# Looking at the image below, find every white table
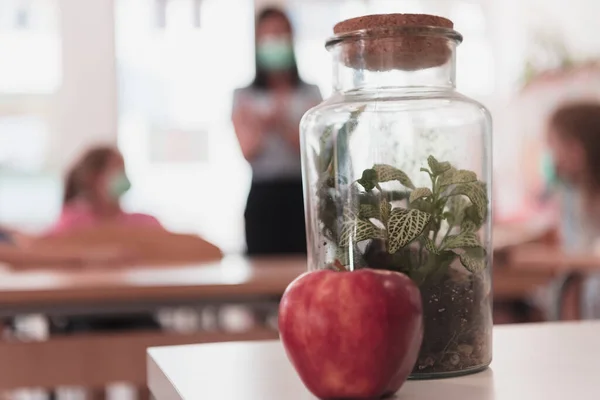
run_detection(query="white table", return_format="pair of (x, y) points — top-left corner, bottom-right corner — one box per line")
(148, 321), (600, 399)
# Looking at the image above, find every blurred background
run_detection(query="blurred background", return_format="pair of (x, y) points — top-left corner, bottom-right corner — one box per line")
(2, 0), (594, 252)
(2, 0), (600, 398)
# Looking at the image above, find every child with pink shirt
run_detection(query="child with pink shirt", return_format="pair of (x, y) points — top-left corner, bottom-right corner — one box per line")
(48, 145), (162, 236)
(47, 145), (162, 400)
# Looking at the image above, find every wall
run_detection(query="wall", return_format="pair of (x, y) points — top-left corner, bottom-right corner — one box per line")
(33, 0), (600, 175)
(255, 0), (286, 11)
(48, 0), (118, 172)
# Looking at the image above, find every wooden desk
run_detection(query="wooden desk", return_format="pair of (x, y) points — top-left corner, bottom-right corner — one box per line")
(0, 256), (305, 390)
(492, 220), (560, 304)
(0, 243), (548, 316)
(0, 219), (553, 317)
(0, 232), (555, 391)
(511, 244), (600, 272)
(148, 321), (600, 400)
(0, 255), (306, 317)
(507, 244), (600, 320)
(493, 216), (555, 251)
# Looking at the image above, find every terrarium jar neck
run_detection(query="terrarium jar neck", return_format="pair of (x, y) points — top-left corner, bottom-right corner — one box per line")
(330, 37), (457, 93)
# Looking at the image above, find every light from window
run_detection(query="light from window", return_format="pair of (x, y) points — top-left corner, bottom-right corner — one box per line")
(0, 0), (61, 94)
(116, 0), (254, 252)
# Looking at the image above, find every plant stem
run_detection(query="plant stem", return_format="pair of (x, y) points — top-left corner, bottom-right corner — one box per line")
(430, 174), (441, 245)
(375, 183), (387, 203)
(441, 225), (453, 245)
(432, 225), (440, 245)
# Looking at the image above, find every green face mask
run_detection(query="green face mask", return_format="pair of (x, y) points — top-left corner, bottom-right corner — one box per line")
(256, 37), (295, 72)
(540, 151), (556, 187)
(107, 172), (131, 200)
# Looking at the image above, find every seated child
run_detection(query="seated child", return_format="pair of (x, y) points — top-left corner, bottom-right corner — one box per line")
(48, 146), (162, 236)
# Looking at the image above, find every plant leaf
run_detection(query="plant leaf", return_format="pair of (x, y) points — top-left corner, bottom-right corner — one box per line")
(442, 211), (455, 225)
(380, 201), (392, 222)
(410, 199), (434, 213)
(430, 251), (457, 281)
(317, 125), (335, 173)
(461, 219), (478, 232)
(438, 167), (456, 186)
(316, 108), (366, 244)
(459, 253), (485, 273)
(336, 107), (366, 184)
(464, 246), (486, 258)
(464, 204), (483, 227)
(339, 217), (379, 247)
(427, 155), (452, 175)
(458, 247), (487, 273)
(357, 168), (378, 191)
(373, 164), (415, 189)
(449, 182), (488, 222)
(439, 168), (477, 187)
(447, 196), (470, 226)
(424, 237), (438, 254)
(442, 232), (482, 250)
(359, 204), (379, 219)
(409, 187), (433, 203)
(358, 201), (392, 222)
(387, 209), (432, 253)
(338, 107), (365, 140)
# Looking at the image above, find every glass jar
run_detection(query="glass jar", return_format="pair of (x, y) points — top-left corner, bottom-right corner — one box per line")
(300, 14), (492, 379)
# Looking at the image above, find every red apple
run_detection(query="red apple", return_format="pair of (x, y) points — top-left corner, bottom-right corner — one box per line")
(279, 269), (423, 399)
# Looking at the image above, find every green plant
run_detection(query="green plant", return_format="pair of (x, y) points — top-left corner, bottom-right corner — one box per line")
(520, 32), (575, 87)
(315, 111), (489, 283)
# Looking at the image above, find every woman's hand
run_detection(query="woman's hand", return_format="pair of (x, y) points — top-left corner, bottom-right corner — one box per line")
(270, 92), (301, 151)
(232, 97), (267, 161)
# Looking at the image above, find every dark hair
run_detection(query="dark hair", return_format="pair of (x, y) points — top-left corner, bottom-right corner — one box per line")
(63, 146), (120, 205)
(251, 7), (302, 89)
(550, 102), (600, 192)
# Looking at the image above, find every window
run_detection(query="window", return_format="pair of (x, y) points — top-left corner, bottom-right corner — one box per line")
(0, 0), (61, 94)
(0, 0), (59, 170)
(115, 0), (254, 252)
(0, 0), (61, 232)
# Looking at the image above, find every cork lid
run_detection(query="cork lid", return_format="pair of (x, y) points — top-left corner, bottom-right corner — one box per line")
(328, 14), (461, 72)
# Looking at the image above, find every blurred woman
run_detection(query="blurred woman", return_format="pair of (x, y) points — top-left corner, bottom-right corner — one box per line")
(544, 102), (600, 318)
(48, 146), (162, 236)
(545, 103), (600, 250)
(232, 7), (322, 255)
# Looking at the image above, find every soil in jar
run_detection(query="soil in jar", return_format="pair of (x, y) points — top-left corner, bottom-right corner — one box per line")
(412, 266), (492, 377)
(363, 241), (492, 377)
